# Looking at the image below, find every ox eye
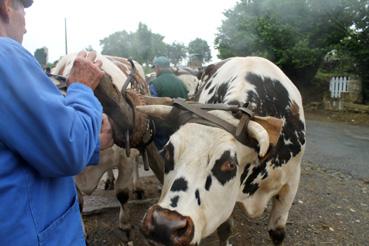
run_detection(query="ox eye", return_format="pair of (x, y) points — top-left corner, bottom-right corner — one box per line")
(221, 161), (237, 172)
(163, 149), (170, 160)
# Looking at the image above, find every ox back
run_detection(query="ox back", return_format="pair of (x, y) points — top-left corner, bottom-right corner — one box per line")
(198, 56), (306, 171)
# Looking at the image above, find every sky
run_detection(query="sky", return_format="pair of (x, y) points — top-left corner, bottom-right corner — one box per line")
(22, 0), (238, 63)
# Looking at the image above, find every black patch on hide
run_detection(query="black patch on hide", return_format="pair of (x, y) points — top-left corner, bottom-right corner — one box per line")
(207, 82), (230, 104)
(205, 175), (212, 191)
(240, 163), (251, 185)
(242, 162), (268, 196)
(245, 72), (305, 167)
(170, 177), (188, 192)
(211, 151), (237, 185)
(170, 195), (179, 208)
(195, 189), (201, 206)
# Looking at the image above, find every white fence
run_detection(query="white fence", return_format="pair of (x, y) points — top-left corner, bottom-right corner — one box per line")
(329, 76), (349, 98)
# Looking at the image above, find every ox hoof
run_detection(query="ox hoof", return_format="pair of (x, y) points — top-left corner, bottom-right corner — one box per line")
(113, 227), (134, 243)
(268, 228), (285, 245)
(133, 188), (145, 200)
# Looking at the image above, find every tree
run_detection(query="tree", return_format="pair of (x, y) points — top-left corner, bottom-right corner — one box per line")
(85, 45), (95, 51)
(100, 30), (135, 58)
(339, 0), (369, 103)
(188, 38), (212, 64)
(132, 23), (167, 65)
(34, 47), (48, 68)
(215, 0), (352, 86)
(100, 23), (167, 65)
(166, 42), (187, 66)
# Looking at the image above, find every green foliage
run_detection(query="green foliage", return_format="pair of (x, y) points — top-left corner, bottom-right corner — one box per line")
(166, 42), (187, 65)
(100, 23), (212, 68)
(133, 23), (167, 65)
(34, 47), (48, 67)
(100, 30), (134, 58)
(100, 23), (167, 65)
(339, 0), (369, 103)
(85, 45), (95, 51)
(188, 38), (212, 63)
(215, 0), (352, 85)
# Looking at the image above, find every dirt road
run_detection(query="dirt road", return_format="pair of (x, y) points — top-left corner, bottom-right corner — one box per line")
(305, 120), (369, 179)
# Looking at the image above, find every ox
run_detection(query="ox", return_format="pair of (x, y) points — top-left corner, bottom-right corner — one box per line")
(52, 53), (162, 241)
(172, 66), (200, 99)
(138, 57), (306, 245)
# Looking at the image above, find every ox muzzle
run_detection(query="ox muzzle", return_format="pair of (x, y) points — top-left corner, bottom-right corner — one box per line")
(141, 205), (195, 246)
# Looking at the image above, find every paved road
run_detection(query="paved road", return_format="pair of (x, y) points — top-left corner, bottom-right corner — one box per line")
(304, 120), (369, 180)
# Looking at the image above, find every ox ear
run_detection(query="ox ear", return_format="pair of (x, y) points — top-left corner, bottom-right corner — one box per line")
(136, 105), (174, 120)
(253, 116), (283, 147)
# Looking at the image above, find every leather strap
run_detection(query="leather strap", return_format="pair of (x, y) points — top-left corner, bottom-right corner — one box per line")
(171, 99), (258, 149)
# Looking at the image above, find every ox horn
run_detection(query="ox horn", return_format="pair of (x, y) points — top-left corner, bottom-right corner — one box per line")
(136, 105), (174, 120)
(143, 96), (173, 106)
(247, 121), (270, 157)
(248, 116), (283, 157)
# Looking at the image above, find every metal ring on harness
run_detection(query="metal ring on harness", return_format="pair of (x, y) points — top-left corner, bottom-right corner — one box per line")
(121, 59), (137, 93)
(120, 59), (137, 156)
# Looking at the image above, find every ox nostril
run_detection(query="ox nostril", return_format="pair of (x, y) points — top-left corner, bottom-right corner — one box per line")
(153, 209), (187, 231)
(174, 220), (189, 238)
(142, 206), (194, 245)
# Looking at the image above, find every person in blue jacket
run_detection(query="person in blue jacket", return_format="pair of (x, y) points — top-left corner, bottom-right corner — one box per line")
(0, 0), (114, 245)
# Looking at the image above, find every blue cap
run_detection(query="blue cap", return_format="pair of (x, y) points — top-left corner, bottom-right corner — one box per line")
(22, 0), (33, 7)
(152, 56), (170, 68)
(2, 0), (34, 7)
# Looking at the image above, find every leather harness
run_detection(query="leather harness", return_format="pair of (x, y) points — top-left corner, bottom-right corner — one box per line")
(168, 98), (258, 150)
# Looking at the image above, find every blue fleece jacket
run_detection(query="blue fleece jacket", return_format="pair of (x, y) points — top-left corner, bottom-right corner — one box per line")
(0, 37), (102, 245)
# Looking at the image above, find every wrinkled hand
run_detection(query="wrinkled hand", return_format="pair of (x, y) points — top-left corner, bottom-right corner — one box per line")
(67, 50), (104, 90)
(99, 114), (114, 150)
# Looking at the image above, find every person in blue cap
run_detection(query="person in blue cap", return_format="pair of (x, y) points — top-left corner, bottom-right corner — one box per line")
(150, 56), (188, 99)
(0, 0), (113, 244)
(149, 56), (188, 149)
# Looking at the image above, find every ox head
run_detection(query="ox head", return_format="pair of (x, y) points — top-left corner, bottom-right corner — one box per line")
(138, 104), (283, 245)
(52, 53), (151, 149)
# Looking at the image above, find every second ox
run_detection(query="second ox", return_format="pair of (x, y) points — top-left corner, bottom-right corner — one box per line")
(138, 56), (306, 245)
(52, 53), (160, 241)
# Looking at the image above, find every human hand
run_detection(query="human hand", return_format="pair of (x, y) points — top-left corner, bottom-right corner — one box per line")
(67, 50), (104, 90)
(99, 114), (114, 150)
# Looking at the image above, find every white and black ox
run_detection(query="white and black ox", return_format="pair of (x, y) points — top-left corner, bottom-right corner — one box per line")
(138, 57), (306, 245)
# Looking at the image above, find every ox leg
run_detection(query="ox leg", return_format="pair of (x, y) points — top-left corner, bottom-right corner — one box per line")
(104, 169), (115, 190)
(75, 147), (118, 195)
(76, 185), (84, 212)
(217, 218), (234, 246)
(268, 165), (301, 245)
(114, 150), (137, 243)
(132, 154), (145, 200)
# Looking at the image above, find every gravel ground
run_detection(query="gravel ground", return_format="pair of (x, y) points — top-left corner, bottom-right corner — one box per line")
(82, 110), (369, 245)
(83, 160), (369, 245)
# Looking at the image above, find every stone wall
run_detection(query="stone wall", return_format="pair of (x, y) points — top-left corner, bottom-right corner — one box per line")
(324, 77), (365, 111)
(343, 78), (363, 104)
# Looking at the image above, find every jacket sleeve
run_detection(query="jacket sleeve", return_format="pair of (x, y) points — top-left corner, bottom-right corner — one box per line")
(149, 83), (159, 96)
(0, 41), (102, 177)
